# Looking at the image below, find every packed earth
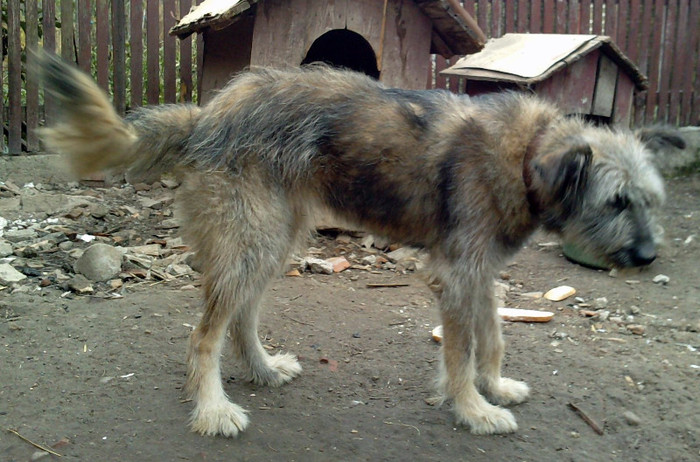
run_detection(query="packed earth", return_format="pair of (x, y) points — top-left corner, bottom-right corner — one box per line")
(1, 168), (698, 461)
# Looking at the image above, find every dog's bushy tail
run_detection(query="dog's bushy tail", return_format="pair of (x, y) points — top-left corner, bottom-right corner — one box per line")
(38, 52), (199, 180)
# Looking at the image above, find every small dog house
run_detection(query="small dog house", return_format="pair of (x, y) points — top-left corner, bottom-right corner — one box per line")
(171, 0), (486, 103)
(442, 34), (647, 126)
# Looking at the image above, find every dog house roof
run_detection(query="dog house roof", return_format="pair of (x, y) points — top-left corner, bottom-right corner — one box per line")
(442, 34), (647, 90)
(170, 0), (486, 57)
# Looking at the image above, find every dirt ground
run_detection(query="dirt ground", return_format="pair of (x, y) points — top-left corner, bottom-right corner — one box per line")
(1, 172), (699, 462)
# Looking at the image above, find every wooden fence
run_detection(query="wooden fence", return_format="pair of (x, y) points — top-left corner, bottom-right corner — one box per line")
(431, 0), (700, 127)
(2, 1), (698, 154)
(1, 0), (201, 154)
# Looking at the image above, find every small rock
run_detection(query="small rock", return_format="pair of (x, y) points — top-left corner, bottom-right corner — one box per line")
(0, 240), (12, 257)
(335, 234), (352, 244)
(74, 243), (125, 282)
(595, 310), (611, 322)
(521, 291), (544, 299)
(386, 247), (419, 264)
(68, 274), (94, 294)
(361, 255), (377, 266)
(622, 410), (642, 426)
(626, 324), (646, 335)
(304, 257), (333, 275)
(285, 268), (301, 277)
(652, 274), (670, 285)
(3, 228), (37, 243)
(0, 263), (27, 284)
(594, 297), (609, 309)
(90, 204), (110, 219)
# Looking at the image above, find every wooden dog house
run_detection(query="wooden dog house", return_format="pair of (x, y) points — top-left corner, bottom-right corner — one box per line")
(171, 0), (486, 103)
(442, 34), (647, 126)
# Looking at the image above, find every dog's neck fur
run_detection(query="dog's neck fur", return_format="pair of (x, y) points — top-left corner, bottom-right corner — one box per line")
(522, 123), (548, 218)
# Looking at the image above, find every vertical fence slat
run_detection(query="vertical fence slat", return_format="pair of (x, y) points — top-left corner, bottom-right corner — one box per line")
(555, 0), (567, 33)
(626, 0), (642, 63)
(26, 1), (40, 151)
(147, 0), (161, 104)
(567, 0), (580, 34)
(112, 0), (127, 114)
(179, 0), (194, 102)
(77, 0), (92, 72)
(163, 0), (177, 104)
(579, 0), (591, 34)
(530, 0), (542, 33)
(543, 0), (555, 33)
(42, 0), (57, 126)
(504, 0), (515, 33)
(686, 0), (700, 125)
(491, 0), (503, 37)
(644, 1), (665, 123)
(592, 0), (603, 35)
(8, 0), (22, 153)
(604, 0), (617, 42)
(60, 0), (75, 61)
(130, 0), (144, 108)
(0, 2), (4, 152)
(517, 0), (529, 32)
(96, 0), (110, 90)
(669, 0), (689, 125)
(657, 0), (678, 122)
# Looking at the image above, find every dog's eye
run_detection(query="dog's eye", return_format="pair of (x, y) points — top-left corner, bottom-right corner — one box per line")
(609, 194), (630, 211)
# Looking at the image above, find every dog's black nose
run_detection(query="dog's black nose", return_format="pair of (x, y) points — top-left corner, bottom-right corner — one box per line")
(630, 243), (656, 266)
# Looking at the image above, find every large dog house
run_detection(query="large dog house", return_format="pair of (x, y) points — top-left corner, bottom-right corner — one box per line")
(442, 34), (647, 126)
(171, 0), (486, 103)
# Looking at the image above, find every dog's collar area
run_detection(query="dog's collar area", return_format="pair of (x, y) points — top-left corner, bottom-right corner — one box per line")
(522, 125), (547, 216)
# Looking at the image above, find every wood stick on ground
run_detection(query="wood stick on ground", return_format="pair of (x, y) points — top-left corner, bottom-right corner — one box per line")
(568, 402), (605, 435)
(366, 282), (410, 288)
(6, 428), (63, 457)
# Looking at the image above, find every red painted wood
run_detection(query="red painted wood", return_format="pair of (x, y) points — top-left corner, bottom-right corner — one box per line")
(42, 0), (57, 125)
(518, 0), (529, 32)
(112, 0), (127, 114)
(604, 0), (617, 42)
(77, 0), (92, 73)
(530, 0), (542, 33)
(644, 1), (665, 123)
(592, 0), (603, 35)
(146, 0), (160, 104)
(579, 0), (591, 34)
(657, 0), (679, 122)
(686, 0), (700, 125)
(96, 0), (110, 91)
(163, 0), (177, 104)
(7, 0), (22, 153)
(130, 0), (144, 108)
(567, 0), (580, 34)
(180, 0), (194, 102)
(26, 1), (40, 151)
(505, 0), (515, 33)
(556, 0), (567, 33)
(543, 0), (555, 33)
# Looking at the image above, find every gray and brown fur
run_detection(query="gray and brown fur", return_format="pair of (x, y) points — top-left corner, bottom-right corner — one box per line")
(38, 52), (683, 436)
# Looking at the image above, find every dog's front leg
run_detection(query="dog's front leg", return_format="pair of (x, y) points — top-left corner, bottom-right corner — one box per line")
(473, 295), (530, 407)
(436, 278), (519, 435)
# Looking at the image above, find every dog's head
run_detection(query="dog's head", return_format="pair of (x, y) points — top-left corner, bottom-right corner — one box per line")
(529, 123), (685, 268)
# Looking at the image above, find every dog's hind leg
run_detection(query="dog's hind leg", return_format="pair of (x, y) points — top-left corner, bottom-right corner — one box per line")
(433, 265), (519, 435)
(181, 172), (301, 437)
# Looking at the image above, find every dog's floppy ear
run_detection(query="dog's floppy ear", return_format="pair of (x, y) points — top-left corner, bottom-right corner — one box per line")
(637, 126), (686, 152)
(532, 144), (593, 211)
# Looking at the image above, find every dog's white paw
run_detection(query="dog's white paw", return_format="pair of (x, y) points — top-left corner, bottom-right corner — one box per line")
(454, 399), (518, 435)
(484, 377), (530, 406)
(249, 352), (302, 387)
(190, 400), (249, 437)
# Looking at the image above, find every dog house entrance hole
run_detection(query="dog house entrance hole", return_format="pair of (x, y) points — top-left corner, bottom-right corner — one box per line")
(301, 29), (380, 79)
